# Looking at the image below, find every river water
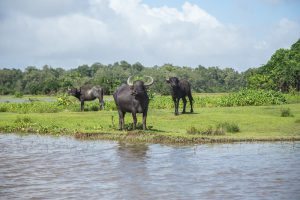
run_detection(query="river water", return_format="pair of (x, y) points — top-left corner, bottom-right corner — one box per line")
(0, 134), (299, 200)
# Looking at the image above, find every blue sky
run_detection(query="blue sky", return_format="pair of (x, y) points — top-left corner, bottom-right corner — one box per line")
(0, 0), (299, 71)
(144, 0), (300, 24)
(143, 0), (300, 40)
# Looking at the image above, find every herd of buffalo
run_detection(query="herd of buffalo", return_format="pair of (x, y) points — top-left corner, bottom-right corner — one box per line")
(68, 76), (193, 130)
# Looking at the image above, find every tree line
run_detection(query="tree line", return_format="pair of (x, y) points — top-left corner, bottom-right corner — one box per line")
(0, 39), (299, 95)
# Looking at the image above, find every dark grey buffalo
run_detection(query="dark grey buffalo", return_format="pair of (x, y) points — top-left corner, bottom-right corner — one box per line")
(166, 77), (193, 115)
(68, 85), (104, 111)
(113, 76), (153, 130)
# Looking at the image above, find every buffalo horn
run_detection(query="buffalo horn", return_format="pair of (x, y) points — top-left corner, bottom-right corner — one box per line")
(127, 76), (134, 86)
(144, 76), (154, 86)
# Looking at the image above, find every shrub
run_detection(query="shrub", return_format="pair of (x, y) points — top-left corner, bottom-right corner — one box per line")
(56, 94), (73, 106)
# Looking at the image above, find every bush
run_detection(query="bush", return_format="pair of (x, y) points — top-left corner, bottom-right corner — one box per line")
(57, 94), (73, 106)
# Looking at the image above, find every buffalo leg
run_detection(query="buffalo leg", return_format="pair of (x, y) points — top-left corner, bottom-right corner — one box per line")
(188, 95), (193, 113)
(173, 97), (179, 115)
(142, 112), (147, 130)
(132, 112), (137, 130)
(182, 97), (187, 114)
(81, 100), (84, 112)
(118, 111), (125, 130)
(99, 97), (104, 110)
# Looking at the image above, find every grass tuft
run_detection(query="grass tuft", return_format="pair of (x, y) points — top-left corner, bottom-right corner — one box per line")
(14, 116), (33, 124)
(90, 104), (100, 111)
(217, 122), (240, 133)
(0, 107), (7, 112)
(186, 126), (225, 135)
(281, 108), (294, 117)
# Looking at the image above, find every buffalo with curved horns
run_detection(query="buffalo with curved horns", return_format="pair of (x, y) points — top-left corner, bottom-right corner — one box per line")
(68, 85), (104, 111)
(166, 77), (193, 115)
(113, 76), (154, 130)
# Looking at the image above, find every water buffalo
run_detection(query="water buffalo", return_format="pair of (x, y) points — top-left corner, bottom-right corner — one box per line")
(166, 77), (193, 115)
(68, 85), (104, 111)
(113, 76), (153, 130)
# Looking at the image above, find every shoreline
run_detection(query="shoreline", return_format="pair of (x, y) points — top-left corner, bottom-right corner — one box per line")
(2, 131), (300, 145)
(1, 103), (299, 145)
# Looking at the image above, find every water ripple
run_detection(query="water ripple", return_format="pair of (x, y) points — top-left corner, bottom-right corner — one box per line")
(0, 134), (299, 200)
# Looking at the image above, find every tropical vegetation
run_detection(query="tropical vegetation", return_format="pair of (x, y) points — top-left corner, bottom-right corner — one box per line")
(1, 39), (299, 96)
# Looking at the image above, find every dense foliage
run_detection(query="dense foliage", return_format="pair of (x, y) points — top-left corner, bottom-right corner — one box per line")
(245, 39), (300, 92)
(0, 63), (245, 95)
(0, 39), (299, 95)
(217, 89), (287, 107)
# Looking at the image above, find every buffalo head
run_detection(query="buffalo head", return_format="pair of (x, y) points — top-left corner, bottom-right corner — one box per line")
(127, 76), (153, 97)
(68, 87), (80, 96)
(166, 77), (179, 88)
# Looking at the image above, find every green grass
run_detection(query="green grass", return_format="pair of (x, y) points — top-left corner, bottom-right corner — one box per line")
(0, 103), (299, 144)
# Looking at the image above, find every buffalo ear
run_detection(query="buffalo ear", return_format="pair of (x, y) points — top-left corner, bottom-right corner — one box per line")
(166, 80), (170, 83)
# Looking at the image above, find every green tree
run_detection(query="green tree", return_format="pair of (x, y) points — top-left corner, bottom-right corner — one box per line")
(247, 38), (300, 92)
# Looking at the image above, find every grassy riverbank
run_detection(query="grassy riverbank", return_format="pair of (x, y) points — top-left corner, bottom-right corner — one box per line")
(1, 102), (299, 144)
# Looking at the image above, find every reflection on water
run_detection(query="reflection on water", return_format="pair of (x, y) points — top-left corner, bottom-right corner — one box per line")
(0, 134), (299, 200)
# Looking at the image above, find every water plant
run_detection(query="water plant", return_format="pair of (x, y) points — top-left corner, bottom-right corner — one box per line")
(217, 89), (286, 107)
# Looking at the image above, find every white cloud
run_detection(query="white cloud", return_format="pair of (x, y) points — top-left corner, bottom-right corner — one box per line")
(0, 0), (299, 70)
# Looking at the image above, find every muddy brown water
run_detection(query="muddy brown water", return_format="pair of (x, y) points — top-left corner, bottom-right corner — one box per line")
(0, 134), (299, 200)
